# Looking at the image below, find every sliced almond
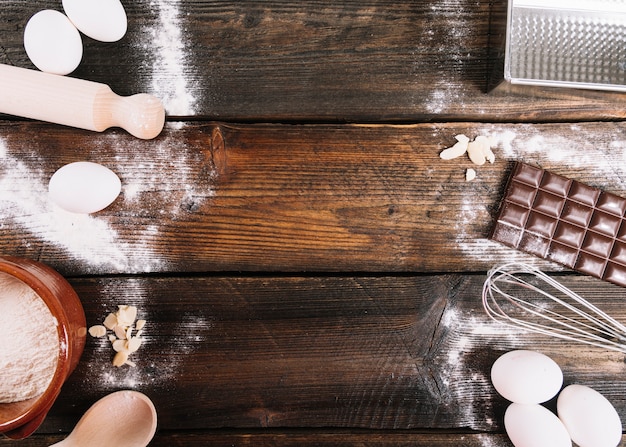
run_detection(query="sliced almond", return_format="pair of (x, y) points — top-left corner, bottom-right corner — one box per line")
(465, 168), (476, 181)
(467, 140), (487, 165)
(114, 325), (127, 340)
(103, 313), (118, 330)
(88, 325), (107, 338)
(439, 134), (470, 160)
(117, 305), (138, 327)
(473, 135), (495, 164)
(112, 339), (127, 352)
(92, 305), (147, 368)
(113, 350), (129, 367)
(127, 337), (142, 353)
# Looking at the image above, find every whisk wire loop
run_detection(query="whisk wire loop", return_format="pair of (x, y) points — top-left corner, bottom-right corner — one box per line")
(482, 263), (626, 353)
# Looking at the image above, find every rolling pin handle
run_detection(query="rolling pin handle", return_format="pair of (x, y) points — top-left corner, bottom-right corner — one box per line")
(102, 91), (166, 140)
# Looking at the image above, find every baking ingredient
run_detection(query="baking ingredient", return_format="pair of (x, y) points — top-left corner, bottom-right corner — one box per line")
(142, 0), (198, 115)
(439, 134), (469, 160)
(467, 135), (495, 165)
(89, 305), (145, 367)
(49, 161), (122, 214)
(24, 9), (83, 75)
(465, 168), (476, 181)
(557, 384), (622, 447)
(62, 0), (127, 42)
(491, 162), (626, 288)
(504, 403), (571, 447)
(491, 350), (563, 404)
(439, 134), (496, 165)
(0, 272), (58, 403)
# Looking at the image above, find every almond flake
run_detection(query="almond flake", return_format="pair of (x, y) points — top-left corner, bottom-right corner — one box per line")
(112, 339), (127, 353)
(114, 325), (127, 340)
(113, 351), (128, 367)
(89, 305), (147, 367)
(103, 313), (118, 330)
(116, 305), (137, 327)
(465, 168), (477, 181)
(88, 325), (107, 338)
(439, 134), (470, 160)
(127, 337), (142, 353)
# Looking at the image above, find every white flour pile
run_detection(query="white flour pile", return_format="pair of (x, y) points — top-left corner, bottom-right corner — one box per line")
(0, 272), (58, 403)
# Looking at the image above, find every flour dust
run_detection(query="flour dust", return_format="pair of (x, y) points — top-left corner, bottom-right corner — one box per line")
(0, 126), (216, 274)
(438, 306), (527, 430)
(451, 124), (626, 265)
(83, 278), (214, 391)
(141, 0), (198, 116)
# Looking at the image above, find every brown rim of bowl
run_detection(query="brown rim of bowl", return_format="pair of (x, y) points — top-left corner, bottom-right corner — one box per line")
(0, 258), (74, 433)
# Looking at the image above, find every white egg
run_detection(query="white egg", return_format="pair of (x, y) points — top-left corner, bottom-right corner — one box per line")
(557, 384), (622, 447)
(491, 350), (563, 404)
(49, 162), (122, 214)
(62, 0), (127, 42)
(24, 10), (83, 75)
(505, 403), (572, 447)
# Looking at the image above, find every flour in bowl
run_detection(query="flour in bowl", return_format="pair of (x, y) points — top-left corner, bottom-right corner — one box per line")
(0, 272), (59, 403)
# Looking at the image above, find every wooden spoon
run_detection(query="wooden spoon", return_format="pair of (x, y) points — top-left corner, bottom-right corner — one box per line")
(50, 391), (157, 447)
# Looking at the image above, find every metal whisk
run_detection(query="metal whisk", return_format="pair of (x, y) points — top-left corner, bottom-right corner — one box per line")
(482, 263), (626, 353)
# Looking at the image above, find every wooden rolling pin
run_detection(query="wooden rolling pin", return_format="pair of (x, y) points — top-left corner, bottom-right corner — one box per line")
(0, 64), (165, 139)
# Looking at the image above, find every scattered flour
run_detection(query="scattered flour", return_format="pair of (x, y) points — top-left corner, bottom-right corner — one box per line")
(438, 307), (527, 430)
(0, 126), (216, 274)
(83, 278), (213, 391)
(0, 145), (159, 273)
(422, 0), (473, 114)
(141, 0), (198, 116)
(451, 124), (626, 264)
(485, 123), (626, 177)
(0, 272), (58, 403)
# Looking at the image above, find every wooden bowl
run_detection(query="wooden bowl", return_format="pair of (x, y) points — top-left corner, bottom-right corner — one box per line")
(0, 256), (86, 439)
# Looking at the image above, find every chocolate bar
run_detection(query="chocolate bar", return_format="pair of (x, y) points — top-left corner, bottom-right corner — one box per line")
(490, 162), (626, 287)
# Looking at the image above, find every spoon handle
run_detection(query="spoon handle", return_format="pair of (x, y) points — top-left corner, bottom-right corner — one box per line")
(0, 63), (165, 139)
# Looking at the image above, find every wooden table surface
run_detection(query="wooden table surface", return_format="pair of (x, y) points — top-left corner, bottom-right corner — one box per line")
(2, 1), (626, 445)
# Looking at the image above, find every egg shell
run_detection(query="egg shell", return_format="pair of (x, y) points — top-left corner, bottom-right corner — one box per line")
(505, 403), (572, 447)
(49, 162), (121, 214)
(557, 384), (622, 447)
(24, 10), (83, 75)
(62, 0), (127, 42)
(491, 350), (563, 404)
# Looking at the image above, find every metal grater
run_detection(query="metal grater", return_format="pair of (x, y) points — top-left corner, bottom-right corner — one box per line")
(505, 0), (626, 91)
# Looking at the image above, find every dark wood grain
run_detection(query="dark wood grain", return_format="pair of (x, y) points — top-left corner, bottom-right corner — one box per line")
(3, 430), (626, 446)
(2, 1), (626, 122)
(13, 274), (622, 436)
(2, 1), (626, 445)
(3, 121), (626, 276)
(0, 430), (537, 447)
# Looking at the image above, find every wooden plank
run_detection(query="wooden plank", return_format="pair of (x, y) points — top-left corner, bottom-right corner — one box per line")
(3, 431), (626, 446)
(1, 1), (626, 122)
(0, 430), (515, 446)
(3, 121), (626, 275)
(26, 274), (626, 433)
